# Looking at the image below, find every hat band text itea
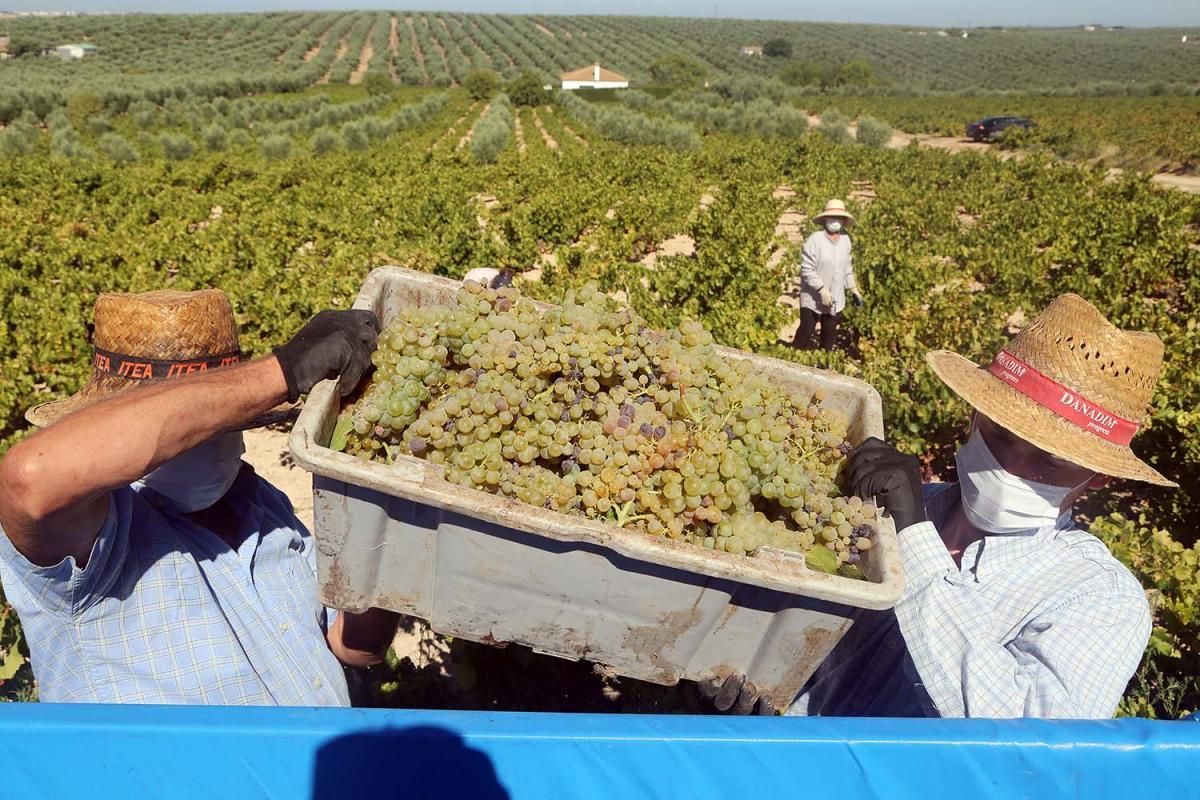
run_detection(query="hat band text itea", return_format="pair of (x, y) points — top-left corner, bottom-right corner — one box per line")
(987, 349), (1138, 446)
(92, 347), (241, 380)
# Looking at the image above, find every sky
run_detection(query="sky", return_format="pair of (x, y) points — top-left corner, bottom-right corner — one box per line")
(2, 0), (1198, 28)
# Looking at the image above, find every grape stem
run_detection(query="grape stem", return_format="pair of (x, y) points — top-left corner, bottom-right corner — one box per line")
(609, 500), (652, 528)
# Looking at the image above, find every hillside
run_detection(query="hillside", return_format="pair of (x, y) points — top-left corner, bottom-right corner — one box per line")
(2, 11), (1199, 104)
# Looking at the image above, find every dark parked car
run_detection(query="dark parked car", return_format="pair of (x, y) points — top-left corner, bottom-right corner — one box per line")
(966, 116), (1036, 142)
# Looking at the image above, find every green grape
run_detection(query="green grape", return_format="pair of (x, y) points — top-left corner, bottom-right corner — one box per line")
(331, 280), (876, 578)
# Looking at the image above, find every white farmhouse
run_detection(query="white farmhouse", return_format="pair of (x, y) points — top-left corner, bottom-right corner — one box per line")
(54, 42), (98, 60)
(560, 63), (629, 90)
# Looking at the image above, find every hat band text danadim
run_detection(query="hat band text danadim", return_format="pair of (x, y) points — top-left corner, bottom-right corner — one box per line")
(987, 349), (1138, 446)
(92, 347), (241, 380)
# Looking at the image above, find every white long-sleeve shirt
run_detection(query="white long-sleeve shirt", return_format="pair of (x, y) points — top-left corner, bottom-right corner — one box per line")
(789, 483), (1151, 718)
(798, 230), (856, 314)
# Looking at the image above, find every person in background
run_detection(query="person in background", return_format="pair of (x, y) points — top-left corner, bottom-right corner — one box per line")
(0, 289), (400, 704)
(792, 198), (863, 352)
(712, 294), (1169, 718)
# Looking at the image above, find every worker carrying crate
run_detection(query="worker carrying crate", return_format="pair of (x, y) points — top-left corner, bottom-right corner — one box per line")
(0, 271), (1171, 718)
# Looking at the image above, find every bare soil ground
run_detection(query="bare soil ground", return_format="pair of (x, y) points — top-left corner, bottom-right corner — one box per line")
(426, 21), (455, 87)
(457, 101), (491, 150)
(315, 39), (349, 85)
(845, 114), (1198, 193)
(769, 185), (812, 344)
(429, 100), (479, 152)
(1149, 173), (1200, 193)
(531, 108), (558, 150)
(535, 21), (556, 38)
(513, 110), (527, 154)
(302, 34), (325, 62)
(405, 16), (429, 84)
(348, 25), (377, 85)
(387, 16), (400, 82)
(543, 107), (588, 148)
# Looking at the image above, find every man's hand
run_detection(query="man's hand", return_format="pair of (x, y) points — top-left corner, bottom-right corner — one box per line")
(851, 288), (865, 307)
(818, 287), (833, 307)
(844, 437), (927, 532)
(328, 607), (401, 668)
(273, 310), (380, 402)
(699, 674), (777, 716)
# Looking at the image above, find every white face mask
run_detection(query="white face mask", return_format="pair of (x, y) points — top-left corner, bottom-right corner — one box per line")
(955, 428), (1090, 534)
(138, 432), (245, 513)
(825, 220), (843, 234)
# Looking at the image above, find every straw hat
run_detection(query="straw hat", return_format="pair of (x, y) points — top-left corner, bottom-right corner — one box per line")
(814, 198), (855, 226)
(27, 289), (295, 429)
(927, 294), (1175, 486)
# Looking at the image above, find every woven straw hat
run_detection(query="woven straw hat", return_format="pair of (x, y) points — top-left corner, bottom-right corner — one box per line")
(27, 289), (295, 429)
(814, 198), (855, 226)
(927, 294), (1175, 487)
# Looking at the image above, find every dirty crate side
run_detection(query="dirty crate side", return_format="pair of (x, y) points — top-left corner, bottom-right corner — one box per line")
(314, 475), (854, 709)
(292, 266), (905, 708)
(292, 266), (903, 607)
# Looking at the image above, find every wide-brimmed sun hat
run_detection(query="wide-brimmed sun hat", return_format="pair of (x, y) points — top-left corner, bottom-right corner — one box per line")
(26, 289), (296, 429)
(927, 293), (1175, 486)
(813, 198), (855, 226)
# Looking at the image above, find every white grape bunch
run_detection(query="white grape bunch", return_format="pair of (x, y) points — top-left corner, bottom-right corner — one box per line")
(332, 281), (877, 577)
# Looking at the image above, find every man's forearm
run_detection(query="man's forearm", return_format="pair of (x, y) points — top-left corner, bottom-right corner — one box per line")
(1, 357), (287, 524)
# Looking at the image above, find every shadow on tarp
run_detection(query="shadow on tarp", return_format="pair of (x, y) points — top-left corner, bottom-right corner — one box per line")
(312, 724), (510, 800)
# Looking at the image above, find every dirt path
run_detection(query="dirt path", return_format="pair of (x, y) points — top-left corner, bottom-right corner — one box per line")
(535, 21), (556, 38)
(433, 15), (461, 87)
(457, 101), (491, 151)
(768, 185), (811, 344)
(387, 16), (400, 81)
(302, 33), (325, 62)
(1148, 173), (1200, 193)
(531, 108), (558, 150)
(430, 100), (480, 152)
(405, 16), (429, 85)
(316, 39), (349, 85)
(348, 24), (377, 85)
(472, 18), (516, 72)
(841, 114), (1200, 193)
(514, 109), (527, 154)
(426, 20), (455, 86)
(544, 107), (588, 148)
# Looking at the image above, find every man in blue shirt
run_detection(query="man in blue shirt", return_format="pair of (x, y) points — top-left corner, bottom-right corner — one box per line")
(0, 288), (398, 704)
(708, 293), (1168, 718)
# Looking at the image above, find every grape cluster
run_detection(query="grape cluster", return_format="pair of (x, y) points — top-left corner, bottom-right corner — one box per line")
(333, 281), (877, 576)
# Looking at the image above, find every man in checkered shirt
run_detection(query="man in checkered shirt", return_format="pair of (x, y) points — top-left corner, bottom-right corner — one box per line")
(0, 289), (398, 704)
(708, 294), (1173, 718)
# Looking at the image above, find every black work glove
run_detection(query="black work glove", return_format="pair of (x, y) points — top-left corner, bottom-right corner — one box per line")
(699, 674), (777, 716)
(844, 437), (927, 532)
(273, 309), (380, 402)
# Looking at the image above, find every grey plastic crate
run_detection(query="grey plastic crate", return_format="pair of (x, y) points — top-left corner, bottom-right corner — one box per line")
(290, 266), (903, 709)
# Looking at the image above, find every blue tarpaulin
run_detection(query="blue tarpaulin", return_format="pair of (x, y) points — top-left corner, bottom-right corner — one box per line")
(0, 705), (1197, 799)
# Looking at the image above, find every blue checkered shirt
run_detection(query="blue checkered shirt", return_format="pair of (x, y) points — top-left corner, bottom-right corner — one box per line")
(0, 466), (350, 705)
(789, 483), (1151, 718)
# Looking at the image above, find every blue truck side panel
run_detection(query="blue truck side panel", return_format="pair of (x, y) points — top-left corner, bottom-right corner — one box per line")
(0, 705), (1196, 799)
